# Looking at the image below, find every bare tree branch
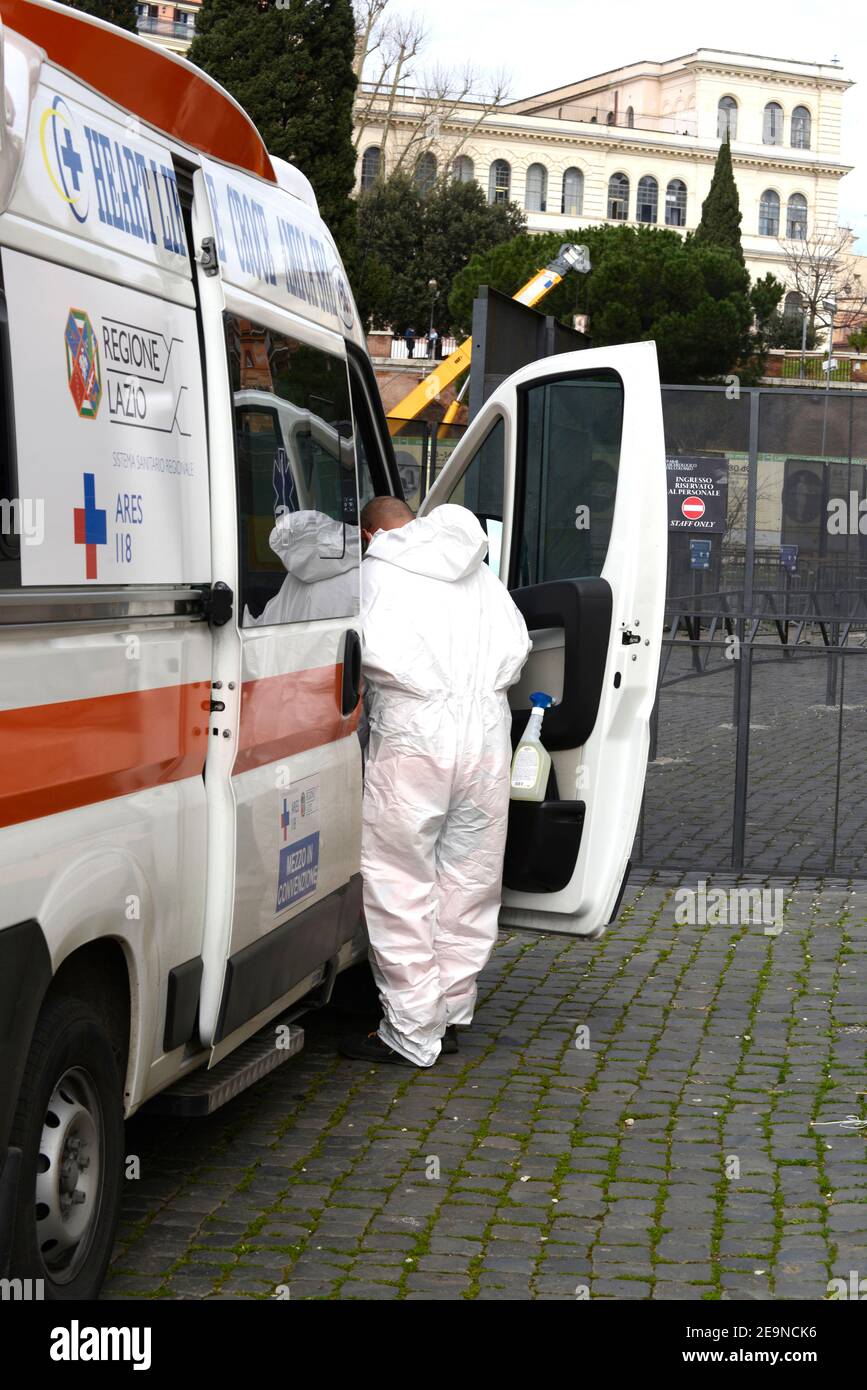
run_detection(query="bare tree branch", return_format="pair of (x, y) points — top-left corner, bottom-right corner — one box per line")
(352, 0), (511, 179)
(778, 224), (867, 341)
(353, 3), (427, 160)
(352, 0), (389, 80)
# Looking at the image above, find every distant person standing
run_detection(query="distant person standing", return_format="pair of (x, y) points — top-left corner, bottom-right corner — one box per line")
(427, 327), (439, 359)
(403, 325), (416, 359)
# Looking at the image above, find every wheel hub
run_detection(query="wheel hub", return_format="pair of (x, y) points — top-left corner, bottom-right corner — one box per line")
(36, 1067), (102, 1280)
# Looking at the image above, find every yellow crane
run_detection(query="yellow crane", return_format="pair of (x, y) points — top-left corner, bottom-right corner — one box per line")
(387, 242), (591, 424)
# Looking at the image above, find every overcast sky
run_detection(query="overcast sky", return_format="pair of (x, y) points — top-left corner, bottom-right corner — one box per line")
(381, 0), (865, 250)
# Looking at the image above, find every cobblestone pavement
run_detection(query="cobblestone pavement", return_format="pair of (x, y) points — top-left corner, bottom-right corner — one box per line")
(105, 874), (867, 1301)
(638, 647), (867, 876)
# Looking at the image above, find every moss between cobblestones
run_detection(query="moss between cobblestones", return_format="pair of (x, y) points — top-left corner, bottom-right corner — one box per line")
(705, 925), (773, 1296)
(541, 882), (675, 1296)
(583, 882), (724, 1296)
(806, 894), (857, 1288)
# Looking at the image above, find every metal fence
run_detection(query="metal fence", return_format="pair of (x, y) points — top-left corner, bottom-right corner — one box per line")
(637, 385), (867, 878)
(389, 336), (458, 361)
(387, 416), (465, 511)
(136, 17), (196, 41)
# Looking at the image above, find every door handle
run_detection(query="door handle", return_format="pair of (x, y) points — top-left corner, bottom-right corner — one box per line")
(341, 628), (362, 716)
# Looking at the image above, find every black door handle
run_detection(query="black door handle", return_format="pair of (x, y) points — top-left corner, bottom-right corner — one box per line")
(341, 628), (362, 716)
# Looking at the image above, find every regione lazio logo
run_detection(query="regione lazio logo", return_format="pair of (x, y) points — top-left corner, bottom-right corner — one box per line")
(73, 473), (107, 580)
(40, 95), (89, 224)
(65, 309), (102, 418)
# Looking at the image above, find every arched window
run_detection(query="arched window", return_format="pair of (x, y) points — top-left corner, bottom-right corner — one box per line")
(784, 291), (803, 318)
(637, 175), (658, 223)
(665, 178), (687, 227)
(488, 159), (511, 205)
(717, 95), (737, 140)
(415, 151), (437, 196)
(791, 106), (811, 149)
(525, 163), (548, 212)
(626, 106), (635, 128)
(787, 193), (807, 240)
(763, 102), (783, 145)
(607, 172), (629, 220)
(759, 189), (780, 236)
(360, 145), (381, 191)
(451, 155), (474, 183)
(606, 110), (615, 125)
(561, 167), (584, 217)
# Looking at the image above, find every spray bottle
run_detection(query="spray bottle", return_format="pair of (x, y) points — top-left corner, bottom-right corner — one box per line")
(510, 691), (554, 801)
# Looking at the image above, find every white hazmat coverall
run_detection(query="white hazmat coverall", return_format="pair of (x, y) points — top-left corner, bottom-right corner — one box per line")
(360, 504), (531, 1066)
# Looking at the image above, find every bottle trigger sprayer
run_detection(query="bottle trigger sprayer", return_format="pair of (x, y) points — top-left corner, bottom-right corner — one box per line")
(510, 691), (554, 802)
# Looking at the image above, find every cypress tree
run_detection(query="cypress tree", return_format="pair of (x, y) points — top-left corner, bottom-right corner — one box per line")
(64, 0), (138, 31)
(189, 0), (358, 264)
(693, 134), (744, 265)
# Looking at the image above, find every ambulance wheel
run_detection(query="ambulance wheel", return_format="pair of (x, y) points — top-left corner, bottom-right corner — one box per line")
(9, 994), (125, 1300)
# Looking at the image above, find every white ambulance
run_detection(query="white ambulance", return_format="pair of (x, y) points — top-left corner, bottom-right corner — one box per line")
(0, 0), (665, 1299)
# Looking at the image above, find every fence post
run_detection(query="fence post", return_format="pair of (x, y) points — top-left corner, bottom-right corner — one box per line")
(830, 655), (846, 872)
(731, 390), (760, 870)
(417, 423), (430, 507)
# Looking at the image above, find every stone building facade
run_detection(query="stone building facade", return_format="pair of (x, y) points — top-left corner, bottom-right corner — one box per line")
(355, 49), (854, 288)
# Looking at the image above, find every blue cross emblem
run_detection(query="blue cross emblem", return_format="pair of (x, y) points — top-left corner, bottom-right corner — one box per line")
(60, 126), (83, 191)
(73, 472), (107, 580)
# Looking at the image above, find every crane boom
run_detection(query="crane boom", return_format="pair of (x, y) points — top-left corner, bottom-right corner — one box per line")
(386, 243), (590, 422)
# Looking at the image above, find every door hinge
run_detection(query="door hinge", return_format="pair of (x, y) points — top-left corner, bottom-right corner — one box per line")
(197, 236), (220, 276)
(201, 581), (233, 627)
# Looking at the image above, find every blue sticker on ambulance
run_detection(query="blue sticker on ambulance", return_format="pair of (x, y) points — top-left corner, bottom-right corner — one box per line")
(276, 831), (320, 913)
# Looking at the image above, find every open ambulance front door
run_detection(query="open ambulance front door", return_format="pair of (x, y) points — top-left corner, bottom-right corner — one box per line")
(421, 342), (666, 938)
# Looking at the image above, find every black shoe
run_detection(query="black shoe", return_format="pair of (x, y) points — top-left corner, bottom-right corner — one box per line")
(441, 1025), (459, 1055)
(339, 1030), (419, 1067)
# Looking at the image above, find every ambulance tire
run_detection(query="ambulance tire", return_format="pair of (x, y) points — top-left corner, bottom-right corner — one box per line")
(9, 994), (124, 1301)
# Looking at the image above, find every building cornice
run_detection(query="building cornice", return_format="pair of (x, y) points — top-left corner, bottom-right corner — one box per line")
(503, 49), (851, 110)
(365, 109), (852, 180)
(689, 60), (851, 92)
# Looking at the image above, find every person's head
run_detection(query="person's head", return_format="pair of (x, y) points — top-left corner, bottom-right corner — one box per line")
(361, 495), (414, 548)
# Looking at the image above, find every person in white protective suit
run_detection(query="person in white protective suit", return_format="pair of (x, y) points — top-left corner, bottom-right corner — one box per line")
(243, 510), (360, 626)
(339, 497), (531, 1068)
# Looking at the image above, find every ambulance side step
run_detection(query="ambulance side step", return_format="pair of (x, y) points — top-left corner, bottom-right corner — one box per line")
(147, 1018), (305, 1117)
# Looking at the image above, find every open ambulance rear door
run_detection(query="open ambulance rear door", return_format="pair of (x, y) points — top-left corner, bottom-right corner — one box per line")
(421, 342), (667, 937)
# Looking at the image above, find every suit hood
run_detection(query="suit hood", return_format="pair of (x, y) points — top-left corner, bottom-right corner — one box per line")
(269, 510), (359, 583)
(365, 503), (488, 582)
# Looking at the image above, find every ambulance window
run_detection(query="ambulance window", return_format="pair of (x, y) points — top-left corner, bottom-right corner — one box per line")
(0, 285), (20, 589)
(225, 314), (360, 626)
(348, 386), (377, 513)
(347, 355), (390, 512)
(516, 372), (623, 587)
(443, 416), (505, 576)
